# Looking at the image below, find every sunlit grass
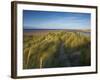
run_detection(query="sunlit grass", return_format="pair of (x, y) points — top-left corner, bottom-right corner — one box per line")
(23, 31), (91, 69)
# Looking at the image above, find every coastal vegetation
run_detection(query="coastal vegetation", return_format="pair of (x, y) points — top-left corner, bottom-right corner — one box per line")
(23, 31), (91, 69)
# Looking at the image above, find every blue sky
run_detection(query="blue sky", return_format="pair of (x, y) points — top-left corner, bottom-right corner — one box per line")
(23, 10), (91, 29)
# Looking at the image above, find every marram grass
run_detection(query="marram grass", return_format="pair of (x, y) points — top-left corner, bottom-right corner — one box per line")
(23, 31), (91, 69)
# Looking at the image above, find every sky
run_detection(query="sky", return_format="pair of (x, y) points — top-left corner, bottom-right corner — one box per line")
(23, 10), (91, 30)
